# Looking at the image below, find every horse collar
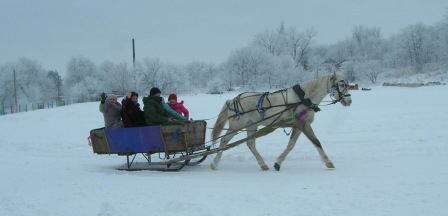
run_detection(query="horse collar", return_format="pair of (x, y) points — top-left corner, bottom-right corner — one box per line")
(292, 84), (321, 112)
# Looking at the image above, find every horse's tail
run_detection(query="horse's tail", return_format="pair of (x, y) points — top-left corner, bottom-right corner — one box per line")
(211, 102), (229, 144)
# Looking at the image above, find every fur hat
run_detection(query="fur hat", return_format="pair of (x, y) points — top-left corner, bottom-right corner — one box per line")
(107, 94), (117, 99)
(149, 87), (161, 96)
(168, 93), (177, 101)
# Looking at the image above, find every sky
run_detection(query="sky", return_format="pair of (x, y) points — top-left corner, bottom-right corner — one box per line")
(1, 0), (447, 76)
(0, 82), (447, 215)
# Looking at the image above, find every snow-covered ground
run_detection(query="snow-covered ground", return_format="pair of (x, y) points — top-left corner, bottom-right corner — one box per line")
(0, 85), (447, 216)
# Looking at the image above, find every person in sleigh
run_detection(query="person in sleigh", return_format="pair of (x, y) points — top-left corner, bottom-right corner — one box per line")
(166, 93), (190, 120)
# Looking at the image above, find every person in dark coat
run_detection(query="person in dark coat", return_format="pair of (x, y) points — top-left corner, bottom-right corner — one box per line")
(143, 87), (178, 126)
(122, 91), (145, 127)
(99, 93), (124, 128)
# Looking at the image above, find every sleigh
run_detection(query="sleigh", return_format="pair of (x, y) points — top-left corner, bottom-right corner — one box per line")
(89, 120), (209, 171)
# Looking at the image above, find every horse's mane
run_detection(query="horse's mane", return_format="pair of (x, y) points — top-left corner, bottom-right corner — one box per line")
(300, 72), (343, 98)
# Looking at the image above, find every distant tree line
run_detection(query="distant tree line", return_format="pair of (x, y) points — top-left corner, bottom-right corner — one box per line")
(1, 13), (447, 106)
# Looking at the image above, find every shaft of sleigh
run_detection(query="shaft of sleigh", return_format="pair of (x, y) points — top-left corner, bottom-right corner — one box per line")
(162, 117), (292, 165)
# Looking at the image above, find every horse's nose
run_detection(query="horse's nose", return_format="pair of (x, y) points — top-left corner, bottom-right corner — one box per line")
(344, 98), (352, 106)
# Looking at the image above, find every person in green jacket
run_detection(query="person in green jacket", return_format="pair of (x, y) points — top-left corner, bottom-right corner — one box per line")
(143, 87), (182, 126)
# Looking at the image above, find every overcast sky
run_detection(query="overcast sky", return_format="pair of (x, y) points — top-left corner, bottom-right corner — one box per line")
(1, 0), (447, 76)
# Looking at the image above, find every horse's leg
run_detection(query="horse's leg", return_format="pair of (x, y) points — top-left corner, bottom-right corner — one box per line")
(210, 130), (237, 170)
(246, 126), (269, 171)
(302, 124), (335, 169)
(274, 127), (302, 171)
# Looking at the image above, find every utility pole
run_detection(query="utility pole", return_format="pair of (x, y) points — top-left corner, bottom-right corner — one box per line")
(13, 69), (18, 113)
(132, 38), (136, 67)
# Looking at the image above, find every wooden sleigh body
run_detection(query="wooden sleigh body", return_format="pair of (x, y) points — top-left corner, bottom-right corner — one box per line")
(89, 120), (209, 171)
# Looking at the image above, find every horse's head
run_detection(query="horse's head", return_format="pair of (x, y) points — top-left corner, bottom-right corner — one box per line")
(329, 72), (352, 106)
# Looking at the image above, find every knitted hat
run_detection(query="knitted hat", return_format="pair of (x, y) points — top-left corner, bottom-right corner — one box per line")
(168, 94), (177, 101)
(107, 94), (117, 99)
(149, 87), (161, 96)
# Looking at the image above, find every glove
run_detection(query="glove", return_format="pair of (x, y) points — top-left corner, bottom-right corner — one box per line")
(101, 92), (107, 104)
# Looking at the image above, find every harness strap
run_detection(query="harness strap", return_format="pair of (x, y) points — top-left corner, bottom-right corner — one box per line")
(227, 100), (242, 120)
(256, 92), (269, 119)
(292, 84), (321, 112)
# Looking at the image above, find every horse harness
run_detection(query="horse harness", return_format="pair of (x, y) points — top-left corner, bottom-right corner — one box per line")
(226, 79), (350, 120)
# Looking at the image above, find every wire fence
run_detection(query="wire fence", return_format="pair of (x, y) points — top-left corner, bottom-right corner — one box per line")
(0, 99), (79, 116)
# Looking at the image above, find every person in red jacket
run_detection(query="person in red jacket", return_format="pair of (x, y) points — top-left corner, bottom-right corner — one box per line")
(166, 93), (189, 120)
(121, 91), (145, 127)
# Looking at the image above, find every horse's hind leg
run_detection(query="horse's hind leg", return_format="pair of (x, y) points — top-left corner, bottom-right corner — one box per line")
(303, 125), (334, 169)
(274, 127), (302, 171)
(210, 130), (237, 170)
(246, 126), (269, 171)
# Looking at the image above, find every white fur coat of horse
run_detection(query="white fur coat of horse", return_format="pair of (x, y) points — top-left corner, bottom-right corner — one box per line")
(210, 72), (352, 171)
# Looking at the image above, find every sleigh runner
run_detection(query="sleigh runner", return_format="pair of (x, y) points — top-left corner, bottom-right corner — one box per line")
(89, 120), (209, 171)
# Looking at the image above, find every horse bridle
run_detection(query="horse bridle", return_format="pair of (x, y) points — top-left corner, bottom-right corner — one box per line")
(328, 80), (351, 103)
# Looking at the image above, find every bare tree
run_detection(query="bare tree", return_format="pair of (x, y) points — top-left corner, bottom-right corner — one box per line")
(396, 24), (437, 73)
(253, 29), (283, 56)
(352, 26), (382, 59)
(287, 28), (316, 70)
(356, 60), (382, 84)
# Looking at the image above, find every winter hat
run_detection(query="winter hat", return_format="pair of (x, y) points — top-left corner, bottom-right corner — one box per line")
(107, 94), (117, 99)
(131, 91), (138, 98)
(168, 94), (177, 101)
(149, 87), (161, 96)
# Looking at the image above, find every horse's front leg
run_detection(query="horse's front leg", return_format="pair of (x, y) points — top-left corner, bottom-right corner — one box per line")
(246, 127), (269, 171)
(302, 124), (334, 169)
(274, 127), (302, 171)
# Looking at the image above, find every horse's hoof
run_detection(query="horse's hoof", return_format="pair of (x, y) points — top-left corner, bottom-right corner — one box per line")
(274, 163), (280, 171)
(261, 165), (269, 171)
(210, 163), (218, 170)
(326, 163), (335, 169)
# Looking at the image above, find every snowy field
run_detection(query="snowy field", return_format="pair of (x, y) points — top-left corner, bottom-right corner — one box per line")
(0, 85), (447, 216)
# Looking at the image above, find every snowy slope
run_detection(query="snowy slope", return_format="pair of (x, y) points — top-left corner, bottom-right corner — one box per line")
(0, 85), (447, 216)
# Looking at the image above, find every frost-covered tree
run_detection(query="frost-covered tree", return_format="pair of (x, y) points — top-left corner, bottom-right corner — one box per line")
(286, 28), (316, 70)
(253, 23), (316, 71)
(0, 63), (15, 106)
(355, 60), (383, 84)
(351, 25), (386, 61)
(47, 70), (63, 98)
(65, 56), (100, 99)
(100, 61), (132, 95)
(224, 46), (282, 90)
(65, 56), (97, 87)
(185, 61), (206, 90)
(138, 57), (163, 91)
(158, 63), (184, 94)
(393, 24), (437, 73)
(434, 16), (448, 69)
(6, 58), (53, 103)
(253, 28), (284, 56)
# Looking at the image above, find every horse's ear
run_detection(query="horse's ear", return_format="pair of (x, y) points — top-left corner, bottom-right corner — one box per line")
(331, 72), (336, 82)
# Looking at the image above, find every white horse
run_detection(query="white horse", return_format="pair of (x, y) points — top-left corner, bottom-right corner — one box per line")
(210, 72), (352, 171)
